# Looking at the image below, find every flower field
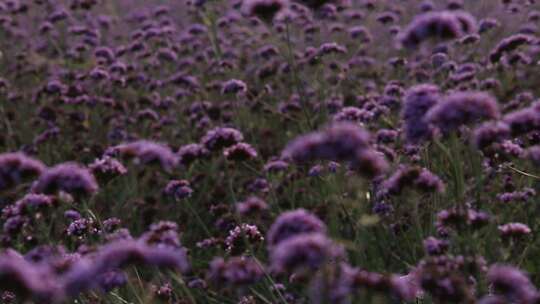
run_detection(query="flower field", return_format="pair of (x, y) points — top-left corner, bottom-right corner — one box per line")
(0, 0), (540, 303)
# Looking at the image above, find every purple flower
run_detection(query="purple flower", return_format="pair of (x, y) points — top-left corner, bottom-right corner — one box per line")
(398, 11), (477, 48)
(97, 270), (127, 292)
(164, 180), (193, 199)
(423, 236), (449, 256)
(425, 91), (500, 134)
(140, 221), (182, 249)
(177, 143), (209, 166)
(381, 166), (445, 196)
(0, 253), (61, 302)
(201, 127), (244, 151)
(401, 84), (440, 143)
(108, 140), (178, 173)
(266, 209), (326, 248)
(472, 121), (510, 151)
(241, 0), (287, 22)
(503, 103), (540, 136)
(221, 79), (247, 95)
(263, 160), (289, 173)
(489, 34), (535, 63)
(527, 146), (540, 166)
(317, 42), (348, 56)
(223, 143), (258, 161)
(89, 156), (127, 178)
(269, 233), (344, 274)
(225, 224), (264, 253)
(62, 240), (190, 296)
(479, 18), (500, 33)
(7, 193), (55, 216)
(236, 196), (268, 215)
(208, 256), (264, 286)
(282, 123), (387, 178)
(487, 265), (538, 303)
(32, 163), (98, 197)
(66, 218), (94, 237)
(498, 222), (531, 238)
(333, 107), (374, 124)
(0, 153), (46, 192)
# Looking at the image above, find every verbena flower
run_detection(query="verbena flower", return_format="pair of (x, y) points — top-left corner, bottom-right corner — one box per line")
(62, 240), (190, 296)
(0, 153), (46, 192)
(472, 121), (510, 151)
(282, 123), (387, 178)
(425, 91), (500, 134)
(164, 180), (193, 200)
(108, 140), (178, 173)
(241, 0), (288, 22)
(177, 143), (209, 166)
(208, 256), (264, 286)
(498, 222), (531, 238)
(398, 11), (477, 49)
(266, 209), (326, 248)
(487, 265), (538, 303)
(269, 233), (344, 274)
(223, 142), (258, 161)
(200, 127), (244, 151)
(381, 165), (445, 196)
(489, 34), (535, 63)
(503, 102), (540, 136)
(236, 196), (268, 216)
(32, 163), (98, 197)
(401, 84), (440, 143)
(0, 253), (61, 302)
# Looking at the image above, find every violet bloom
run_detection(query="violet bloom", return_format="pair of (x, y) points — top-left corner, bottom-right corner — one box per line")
(266, 209), (327, 248)
(225, 224), (264, 253)
(487, 265), (539, 303)
(62, 240), (190, 296)
(317, 42), (348, 56)
(221, 79), (247, 95)
(527, 146), (540, 166)
(498, 222), (531, 238)
(269, 233), (344, 274)
(242, 0), (287, 22)
(89, 156), (127, 178)
(8, 193), (55, 215)
(472, 121), (510, 151)
(489, 34), (535, 63)
(164, 180), (193, 200)
(423, 236), (449, 256)
(333, 107), (374, 124)
(401, 84), (440, 143)
(479, 18), (500, 34)
(32, 163), (98, 197)
(0, 152), (46, 192)
(236, 196), (268, 215)
(108, 140), (178, 173)
(381, 166), (445, 196)
(281, 123), (387, 178)
(140, 221), (182, 249)
(200, 127), (244, 151)
(208, 256), (264, 286)
(263, 160), (289, 173)
(97, 270), (127, 292)
(223, 142), (258, 161)
(177, 143), (209, 166)
(425, 91), (500, 134)
(0, 253), (61, 302)
(295, 0), (337, 9)
(503, 102), (540, 136)
(398, 11), (477, 49)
